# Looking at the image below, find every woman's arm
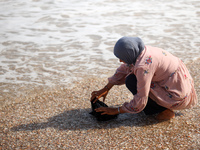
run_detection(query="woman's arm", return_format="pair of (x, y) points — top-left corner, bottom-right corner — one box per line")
(108, 63), (131, 85)
(95, 106), (126, 115)
(121, 67), (154, 113)
(90, 64), (130, 102)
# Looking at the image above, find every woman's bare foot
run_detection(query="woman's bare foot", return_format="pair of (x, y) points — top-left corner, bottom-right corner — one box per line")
(155, 109), (175, 121)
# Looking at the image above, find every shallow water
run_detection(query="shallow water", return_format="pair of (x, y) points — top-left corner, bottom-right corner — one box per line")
(0, 0), (200, 107)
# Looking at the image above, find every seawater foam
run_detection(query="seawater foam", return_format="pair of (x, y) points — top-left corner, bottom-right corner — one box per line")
(0, 0), (200, 86)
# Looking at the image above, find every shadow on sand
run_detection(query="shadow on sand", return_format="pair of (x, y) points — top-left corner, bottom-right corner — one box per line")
(10, 108), (166, 132)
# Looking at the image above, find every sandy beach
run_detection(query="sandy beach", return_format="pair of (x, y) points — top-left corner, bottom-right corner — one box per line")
(1, 59), (199, 149)
(1, 0), (200, 149)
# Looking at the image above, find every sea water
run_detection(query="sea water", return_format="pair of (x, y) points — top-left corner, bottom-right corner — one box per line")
(0, 0), (200, 105)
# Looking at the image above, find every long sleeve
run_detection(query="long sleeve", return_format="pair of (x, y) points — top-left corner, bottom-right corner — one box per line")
(122, 66), (154, 113)
(108, 64), (131, 85)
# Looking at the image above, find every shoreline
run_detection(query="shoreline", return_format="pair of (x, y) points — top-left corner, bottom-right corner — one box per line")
(1, 59), (199, 149)
(1, 58), (199, 110)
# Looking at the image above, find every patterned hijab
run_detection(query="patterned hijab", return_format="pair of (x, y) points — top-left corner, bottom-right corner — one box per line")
(114, 37), (145, 65)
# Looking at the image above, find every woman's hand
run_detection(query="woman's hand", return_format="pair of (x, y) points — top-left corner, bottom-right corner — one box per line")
(95, 107), (119, 115)
(90, 89), (108, 103)
(90, 83), (114, 103)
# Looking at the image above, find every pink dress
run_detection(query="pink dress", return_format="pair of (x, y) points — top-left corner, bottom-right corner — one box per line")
(108, 46), (197, 113)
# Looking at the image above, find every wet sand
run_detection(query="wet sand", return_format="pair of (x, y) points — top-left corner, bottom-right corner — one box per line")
(1, 59), (199, 149)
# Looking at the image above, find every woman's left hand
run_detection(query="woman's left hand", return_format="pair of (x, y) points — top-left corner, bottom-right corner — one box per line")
(95, 107), (118, 115)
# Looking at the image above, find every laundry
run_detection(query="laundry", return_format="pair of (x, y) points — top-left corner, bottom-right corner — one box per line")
(89, 98), (118, 121)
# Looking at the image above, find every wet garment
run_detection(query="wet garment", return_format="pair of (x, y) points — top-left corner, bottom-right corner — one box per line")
(108, 46), (197, 113)
(90, 98), (118, 121)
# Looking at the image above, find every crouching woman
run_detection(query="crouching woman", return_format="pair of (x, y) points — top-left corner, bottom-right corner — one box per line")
(91, 36), (197, 121)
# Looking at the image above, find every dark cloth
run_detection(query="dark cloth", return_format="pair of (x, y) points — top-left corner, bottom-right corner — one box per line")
(89, 98), (118, 121)
(125, 74), (167, 115)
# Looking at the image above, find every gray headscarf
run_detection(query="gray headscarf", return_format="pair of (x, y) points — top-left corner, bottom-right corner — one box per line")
(114, 37), (145, 65)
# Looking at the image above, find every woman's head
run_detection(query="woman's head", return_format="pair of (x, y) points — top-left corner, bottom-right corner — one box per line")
(114, 37), (145, 65)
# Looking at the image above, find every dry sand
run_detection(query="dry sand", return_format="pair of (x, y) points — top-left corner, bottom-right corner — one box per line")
(1, 59), (200, 150)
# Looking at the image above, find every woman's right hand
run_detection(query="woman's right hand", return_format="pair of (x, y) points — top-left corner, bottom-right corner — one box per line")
(90, 88), (109, 103)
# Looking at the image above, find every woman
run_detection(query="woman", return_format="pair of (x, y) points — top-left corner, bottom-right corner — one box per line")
(90, 37), (197, 121)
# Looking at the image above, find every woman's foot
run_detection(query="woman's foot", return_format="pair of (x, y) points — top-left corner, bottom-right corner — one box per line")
(155, 109), (175, 121)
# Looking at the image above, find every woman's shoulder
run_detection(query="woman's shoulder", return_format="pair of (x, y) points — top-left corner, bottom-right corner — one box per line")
(135, 46), (152, 67)
(134, 46), (161, 69)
